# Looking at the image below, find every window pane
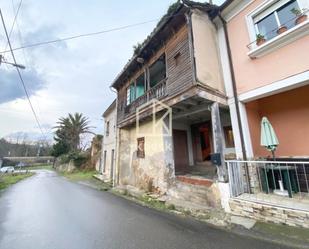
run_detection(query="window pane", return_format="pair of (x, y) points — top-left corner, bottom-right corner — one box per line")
(136, 73), (145, 98)
(256, 13), (278, 40)
(126, 87), (130, 105)
(149, 54), (166, 88)
(277, 0), (299, 29)
(130, 83), (135, 102)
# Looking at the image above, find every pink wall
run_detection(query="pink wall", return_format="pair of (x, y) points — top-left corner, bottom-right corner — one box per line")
(227, 0), (309, 94)
(246, 85), (309, 157)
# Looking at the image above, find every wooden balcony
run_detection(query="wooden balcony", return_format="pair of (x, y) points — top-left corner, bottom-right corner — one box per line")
(124, 79), (167, 115)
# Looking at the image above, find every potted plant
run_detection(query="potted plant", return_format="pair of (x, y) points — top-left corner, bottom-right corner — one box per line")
(277, 25), (288, 34)
(291, 7), (308, 25)
(256, 34), (266, 46)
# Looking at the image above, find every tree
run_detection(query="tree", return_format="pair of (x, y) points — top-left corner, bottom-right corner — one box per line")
(53, 113), (93, 153)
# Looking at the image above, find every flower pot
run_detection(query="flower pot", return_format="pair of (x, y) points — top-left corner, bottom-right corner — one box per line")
(256, 38), (266, 46)
(277, 26), (288, 34)
(295, 14), (308, 25)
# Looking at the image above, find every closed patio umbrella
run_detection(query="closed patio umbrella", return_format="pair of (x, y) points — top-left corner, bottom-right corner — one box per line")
(260, 117), (279, 159)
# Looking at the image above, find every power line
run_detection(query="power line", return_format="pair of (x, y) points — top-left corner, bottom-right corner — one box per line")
(3, 0), (23, 55)
(0, 8), (45, 139)
(0, 13), (183, 53)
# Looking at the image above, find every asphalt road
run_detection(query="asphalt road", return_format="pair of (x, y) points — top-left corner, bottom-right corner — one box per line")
(0, 170), (291, 249)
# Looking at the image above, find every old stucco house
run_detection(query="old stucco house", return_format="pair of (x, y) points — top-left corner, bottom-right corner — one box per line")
(98, 100), (117, 184)
(111, 1), (235, 210)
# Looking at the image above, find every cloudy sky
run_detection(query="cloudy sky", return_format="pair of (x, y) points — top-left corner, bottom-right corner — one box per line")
(0, 0), (224, 142)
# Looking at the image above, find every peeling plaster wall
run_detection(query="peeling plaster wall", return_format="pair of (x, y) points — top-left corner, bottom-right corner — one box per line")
(191, 10), (225, 94)
(118, 117), (174, 193)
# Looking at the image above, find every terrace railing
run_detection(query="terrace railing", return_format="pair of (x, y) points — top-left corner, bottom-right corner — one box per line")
(124, 79), (167, 115)
(227, 160), (309, 199)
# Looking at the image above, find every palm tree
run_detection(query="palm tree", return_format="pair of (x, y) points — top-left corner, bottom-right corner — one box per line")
(55, 113), (93, 151)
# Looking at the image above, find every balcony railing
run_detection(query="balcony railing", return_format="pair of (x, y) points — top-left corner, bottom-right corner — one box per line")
(124, 79), (167, 115)
(227, 160), (309, 199)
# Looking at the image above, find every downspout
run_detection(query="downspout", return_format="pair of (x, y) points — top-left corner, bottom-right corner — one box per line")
(218, 13), (247, 161)
(218, 13), (251, 193)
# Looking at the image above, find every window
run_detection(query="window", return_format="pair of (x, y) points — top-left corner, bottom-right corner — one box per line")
(126, 83), (136, 105)
(103, 150), (107, 173)
(137, 137), (145, 158)
(136, 73), (146, 98)
(106, 121), (110, 136)
(223, 126), (235, 148)
(126, 87), (130, 105)
(149, 54), (166, 88)
(254, 0), (300, 40)
(174, 52), (181, 66)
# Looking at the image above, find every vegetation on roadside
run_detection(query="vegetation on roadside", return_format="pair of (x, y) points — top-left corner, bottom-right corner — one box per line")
(51, 113), (93, 157)
(0, 172), (35, 190)
(51, 113), (102, 171)
(61, 169), (111, 191)
(23, 165), (54, 171)
(61, 170), (97, 181)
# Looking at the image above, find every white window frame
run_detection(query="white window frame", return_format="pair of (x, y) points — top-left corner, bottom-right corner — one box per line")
(246, 0), (309, 57)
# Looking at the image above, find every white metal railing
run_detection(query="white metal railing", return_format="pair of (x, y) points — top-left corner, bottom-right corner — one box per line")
(226, 160), (309, 199)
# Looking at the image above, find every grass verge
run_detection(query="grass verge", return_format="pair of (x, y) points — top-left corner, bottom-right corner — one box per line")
(61, 170), (111, 191)
(23, 165), (54, 171)
(61, 170), (97, 181)
(0, 172), (35, 190)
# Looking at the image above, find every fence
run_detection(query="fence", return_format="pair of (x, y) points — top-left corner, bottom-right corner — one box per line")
(227, 160), (309, 199)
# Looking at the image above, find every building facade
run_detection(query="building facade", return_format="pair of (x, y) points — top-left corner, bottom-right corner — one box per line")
(217, 0), (309, 228)
(112, 1), (234, 210)
(100, 100), (117, 183)
(219, 0), (309, 159)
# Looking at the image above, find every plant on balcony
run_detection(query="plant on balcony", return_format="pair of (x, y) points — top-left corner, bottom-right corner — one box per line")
(256, 34), (266, 46)
(277, 25), (288, 34)
(291, 7), (308, 25)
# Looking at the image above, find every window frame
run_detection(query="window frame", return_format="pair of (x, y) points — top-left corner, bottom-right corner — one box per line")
(148, 53), (167, 88)
(223, 126), (235, 148)
(105, 121), (110, 137)
(246, 0), (308, 44)
(137, 137), (145, 158)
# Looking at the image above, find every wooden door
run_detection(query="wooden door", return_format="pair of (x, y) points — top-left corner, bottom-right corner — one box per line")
(173, 129), (189, 174)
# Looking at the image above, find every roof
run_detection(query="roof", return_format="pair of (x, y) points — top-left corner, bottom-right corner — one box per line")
(110, 1), (218, 90)
(103, 99), (116, 118)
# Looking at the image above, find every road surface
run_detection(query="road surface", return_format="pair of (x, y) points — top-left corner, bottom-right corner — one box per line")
(0, 170), (291, 249)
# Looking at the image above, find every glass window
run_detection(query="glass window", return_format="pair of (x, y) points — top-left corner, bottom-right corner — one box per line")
(136, 73), (145, 98)
(126, 87), (130, 105)
(256, 13), (278, 40)
(130, 83), (135, 103)
(149, 54), (166, 88)
(106, 121), (110, 136)
(254, 0), (300, 40)
(277, 0), (299, 29)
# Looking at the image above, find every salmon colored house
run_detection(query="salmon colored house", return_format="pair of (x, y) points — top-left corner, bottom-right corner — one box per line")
(218, 0), (309, 159)
(214, 0), (309, 228)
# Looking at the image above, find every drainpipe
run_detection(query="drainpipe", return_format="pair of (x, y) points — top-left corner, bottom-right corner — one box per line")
(218, 13), (251, 193)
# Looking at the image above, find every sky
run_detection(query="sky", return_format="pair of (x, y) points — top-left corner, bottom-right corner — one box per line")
(0, 0), (224, 143)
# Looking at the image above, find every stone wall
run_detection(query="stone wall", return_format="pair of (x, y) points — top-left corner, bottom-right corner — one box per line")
(229, 198), (309, 228)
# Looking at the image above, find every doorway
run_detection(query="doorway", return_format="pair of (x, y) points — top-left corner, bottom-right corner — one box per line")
(199, 124), (211, 161)
(173, 129), (189, 174)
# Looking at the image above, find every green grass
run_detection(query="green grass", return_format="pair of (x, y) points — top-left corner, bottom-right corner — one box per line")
(23, 165), (54, 171)
(61, 170), (97, 181)
(0, 172), (35, 190)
